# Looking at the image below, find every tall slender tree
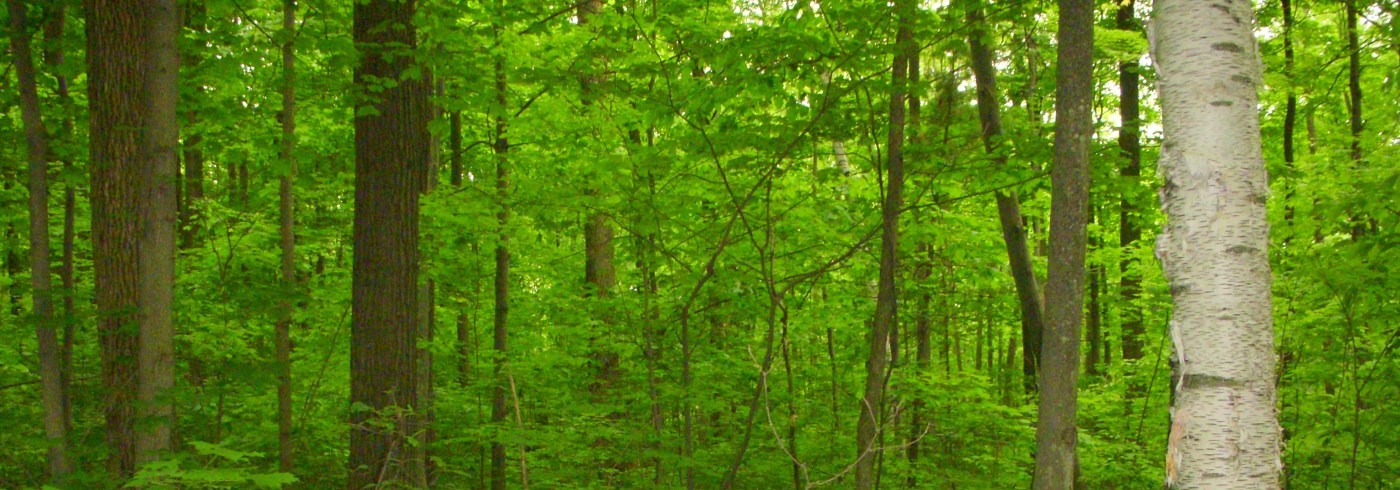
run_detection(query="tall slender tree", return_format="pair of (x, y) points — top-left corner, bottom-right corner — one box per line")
(490, 8), (512, 488)
(41, 0), (78, 439)
(1343, 0), (1368, 238)
(347, 0), (430, 486)
(275, 0), (298, 474)
(1280, 0), (1297, 230)
(1117, 0), (1146, 371)
(1151, 0), (1281, 487)
(965, 0), (1047, 394)
(1032, 0), (1093, 486)
(8, 0), (70, 479)
(1345, 0), (1362, 167)
(180, 0), (208, 249)
(854, 0), (912, 485)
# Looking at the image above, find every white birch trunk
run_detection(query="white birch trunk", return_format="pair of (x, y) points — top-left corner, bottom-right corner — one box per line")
(1149, 0), (1281, 488)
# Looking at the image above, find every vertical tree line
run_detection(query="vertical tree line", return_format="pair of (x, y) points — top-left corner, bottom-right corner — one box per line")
(14, 0), (1396, 486)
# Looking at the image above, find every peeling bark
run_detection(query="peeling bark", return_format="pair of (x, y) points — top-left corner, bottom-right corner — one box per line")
(1150, 1), (1281, 487)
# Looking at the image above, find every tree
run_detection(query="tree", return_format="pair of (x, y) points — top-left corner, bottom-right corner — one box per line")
(1031, 0), (1093, 486)
(276, 0), (298, 474)
(965, 0), (1047, 394)
(490, 36), (512, 490)
(40, 0), (78, 442)
(180, 0), (208, 249)
(1117, 0), (1146, 370)
(1151, 0), (1281, 487)
(135, 0), (180, 463)
(578, 0), (619, 403)
(5, 0), (1395, 486)
(7, 0), (70, 479)
(347, 0), (430, 486)
(853, 0), (912, 486)
(85, 0), (147, 477)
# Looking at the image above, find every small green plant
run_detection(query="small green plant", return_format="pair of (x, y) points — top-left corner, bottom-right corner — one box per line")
(125, 441), (297, 489)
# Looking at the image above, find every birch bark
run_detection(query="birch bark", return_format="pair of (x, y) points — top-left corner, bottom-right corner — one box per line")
(1150, 0), (1281, 487)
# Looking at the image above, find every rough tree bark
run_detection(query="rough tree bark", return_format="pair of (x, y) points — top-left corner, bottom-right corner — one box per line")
(276, 0), (298, 474)
(854, 0), (911, 486)
(347, 0), (429, 486)
(965, 0), (1046, 394)
(85, 0), (146, 477)
(8, 0), (70, 479)
(1031, 0), (1093, 486)
(491, 17), (512, 489)
(1150, 0), (1282, 487)
(135, 0), (180, 464)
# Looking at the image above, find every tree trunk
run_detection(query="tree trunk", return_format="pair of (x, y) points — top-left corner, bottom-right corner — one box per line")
(418, 278), (437, 483)
(905, 66), (929, 484)
(577, 0), (619, 402)
(854, 0), (911, 485)
(347, 0), (429, 486)
(1117, 0), (1145, 370)
(1344, 0), (1368, 237)
(1280, 0), (1296, 229)
(8, 0), (70, 479)
(180, 0), (207, 249)
(135, 0), (180, 463)
(450, 110), (464, 186)
(1032, 0), (1093, 486)
(965, 0), (1046, 395)
(906, 227), (934, 482)
(1345, 0), (1362, 167)
(275, 0), (298, 474)
(1086, 218), (1102, 377)
(780, 312), (799, 490)
(1278, 1), (1297, 479)
(43, 5), (78, 437)
(85, 0), (146, 477)
(452, 114), (471, 387)
(491, 32), (511, 490)
(1150, 1), (1281, 487)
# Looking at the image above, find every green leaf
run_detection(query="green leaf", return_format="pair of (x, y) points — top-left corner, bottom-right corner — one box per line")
(1093, 27), (1148, 62)
(248, 473), (299, 488)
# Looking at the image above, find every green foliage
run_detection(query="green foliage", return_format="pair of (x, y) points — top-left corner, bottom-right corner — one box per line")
(125, 442), (297, 489)
(1092, 27), (1148, 62)
(1, 0), (1395, 487)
